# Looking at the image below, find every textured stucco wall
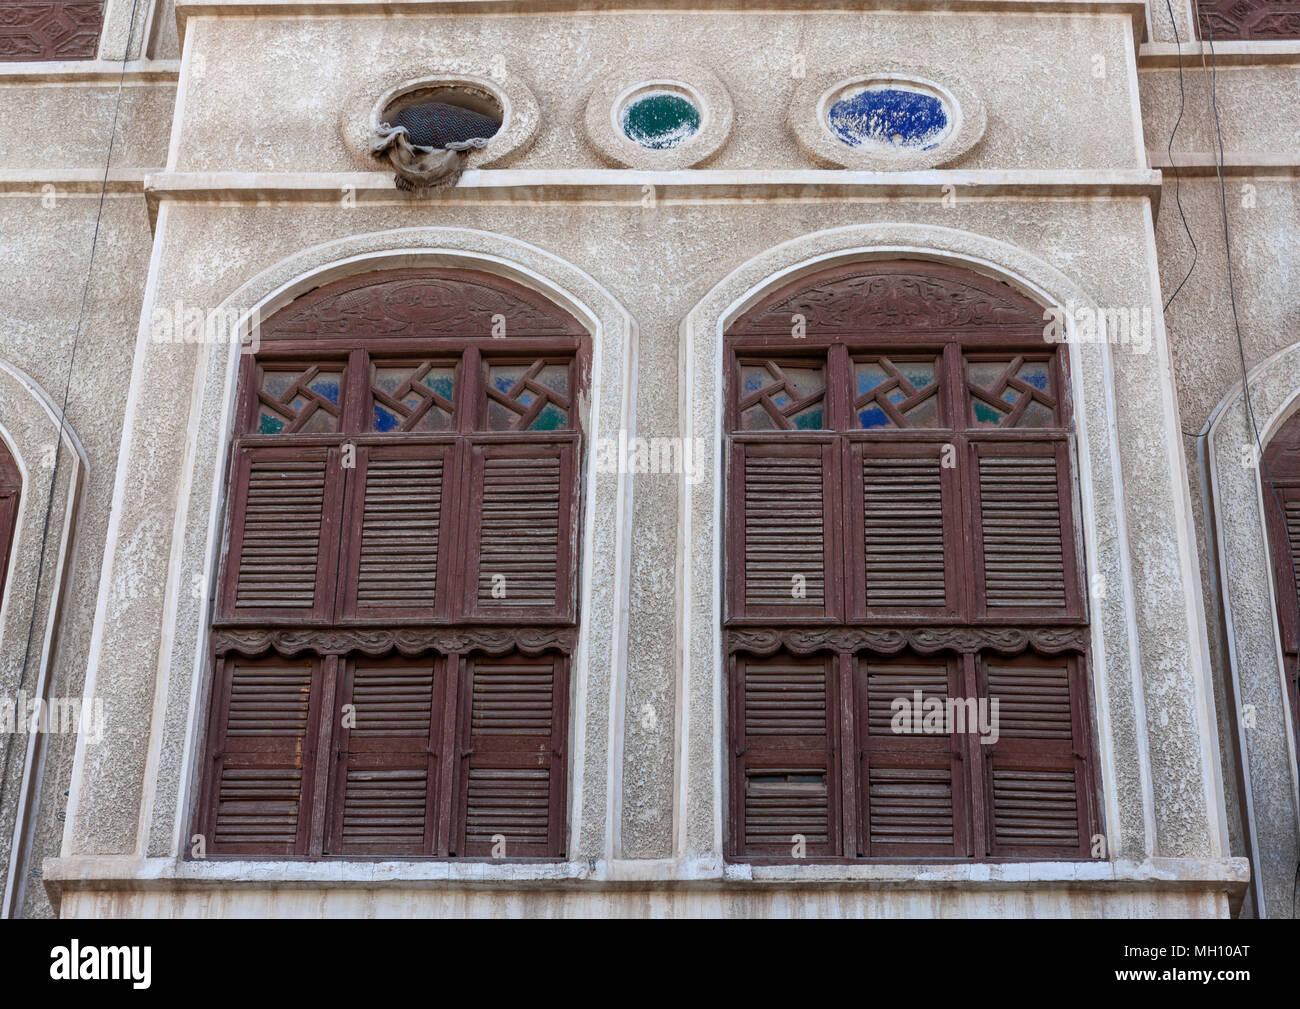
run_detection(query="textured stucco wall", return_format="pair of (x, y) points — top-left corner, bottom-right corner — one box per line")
(170, 12), (1143, 174)
(1143, 59), (1300, 917)
(9, 1), (1299, 918)
(0, 66), (172, 918)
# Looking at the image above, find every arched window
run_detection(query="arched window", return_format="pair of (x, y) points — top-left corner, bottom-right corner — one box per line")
(1262, 411), (1300, 745)
(724, 261), (1098, 860)
(196, 269), (587, 859)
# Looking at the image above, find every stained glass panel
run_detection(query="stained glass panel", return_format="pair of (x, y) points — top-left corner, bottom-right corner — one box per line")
(254, 365), (344, 435)
(737, 361), (827, 431)
(966, 356), (1058, 428)
(486, 359), (572, 431)
(370, 361), (456, 433)
(853, 357), (940, 429)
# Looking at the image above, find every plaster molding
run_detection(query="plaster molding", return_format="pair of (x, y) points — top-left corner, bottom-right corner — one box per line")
(582, 62), (733, 170)
(65, 227), (634, 870)
(339, 70), (541, 171)
(679, 222), (1166, 863)
(1205, 343), (1300, 918)
(0, 362), (88, 919)
(789, 65), (986, 171)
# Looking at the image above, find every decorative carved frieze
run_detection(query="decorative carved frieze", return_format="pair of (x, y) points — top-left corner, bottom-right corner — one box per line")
(0, 1), (103, 62)
(729, 269), (1043, 336)
(725, 625), (1089, 656)
(212, 626), (578, 658)
(263, 269), (585, 341)
(1197, 0), (1300, 41)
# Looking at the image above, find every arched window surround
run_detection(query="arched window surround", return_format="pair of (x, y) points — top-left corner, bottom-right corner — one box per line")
(720, 259), (1099, 861)
(194, 266), (592, 861)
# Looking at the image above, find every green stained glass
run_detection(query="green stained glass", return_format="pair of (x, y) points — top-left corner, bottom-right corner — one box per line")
(621, 91), (701, 150)
(973, 400), (1006, 426)
(258, 411), (285, 435)
(422, 373), (455, 401)
(529, 403), (567, 431)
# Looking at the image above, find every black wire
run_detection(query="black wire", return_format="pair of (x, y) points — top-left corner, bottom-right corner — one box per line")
(1161, 0), (1198, 315)
(0, 0), (143, 911)
(1203, 19), (1300, 919)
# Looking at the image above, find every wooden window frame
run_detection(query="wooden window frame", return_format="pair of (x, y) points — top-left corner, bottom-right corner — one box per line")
(723, 261), (1100, 863)
(195, 269), (588, 860)
(1262, 414), (1300, 748)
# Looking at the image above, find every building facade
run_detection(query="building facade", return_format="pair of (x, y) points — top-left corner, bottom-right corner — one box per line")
(0, 0), (1296, 918)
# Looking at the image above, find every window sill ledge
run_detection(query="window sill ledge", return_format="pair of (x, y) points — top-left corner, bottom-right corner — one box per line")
(42, 853), (1248, 894)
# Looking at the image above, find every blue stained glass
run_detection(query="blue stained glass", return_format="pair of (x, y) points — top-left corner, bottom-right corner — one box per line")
(621, 92), (700, 150)
(901, 367), (935, 388)
(857, 368), (887, 395)
(423, 375), (455, 400)
(827, 87), (949, 151)
(771, 392), (792, 408)
(310, 379), (340, 404)
(887, 389), (908, 405)
(529, 404), (567, 431)
(259, 413), (285, 435)
(1019, 365), (1049, 391)
(859, 406), (890, 429)
(973, 401), (1004, 425)
(518, 390), (536, 406)
(793, 408), (824, 430)
(1001, 388), (1018, 405)
(494, 376), (516, 393)
(373, 405), (400, 432)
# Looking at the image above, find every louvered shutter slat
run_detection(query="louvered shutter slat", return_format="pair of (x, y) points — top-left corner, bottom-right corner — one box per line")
(736, 655), (837, 855)
(851, 443), (958, 617)
(982, 654), (1089, 857)
(221, 447), (340, 620)
(468, 443), (576, 619)
(857, 656), (963, 856)
(207, 655), (320, 855)
(340, 445), (448, 620)
(730, 442), (838, 619)
(459, 654), (564, 857)
(974, 444), (1078, 616)
(330, 658), (438, 855)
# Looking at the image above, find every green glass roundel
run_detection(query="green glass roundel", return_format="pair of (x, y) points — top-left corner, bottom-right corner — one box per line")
(620, 91), (700, 150)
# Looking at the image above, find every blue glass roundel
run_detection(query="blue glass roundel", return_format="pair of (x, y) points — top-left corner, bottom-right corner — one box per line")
(621, 90), (701, 150)
(827, 86), (949, 151)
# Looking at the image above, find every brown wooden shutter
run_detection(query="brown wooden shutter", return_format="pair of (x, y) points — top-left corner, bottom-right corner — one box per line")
(728, 441), (840, 620)
(849, 442), (963, 619)
(979, 652), (1091, 858)
(465, 442), (577, 621)
(457, 652), (566, 857)
(337, 444), (455, 621)
(732, 653), (838, 856)
(856, 654), (965, 857)
(971, 441), (1081, 618)
(219, 446), (344, 621)
(326, 655), (440, 855)
(201, 653), (323, 855)
(1264, 485), (1300, 656)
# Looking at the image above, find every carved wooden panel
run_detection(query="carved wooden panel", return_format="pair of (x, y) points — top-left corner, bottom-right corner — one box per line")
(262, 268), (586, 343)
(1197, 0), (1300, 41)
(728, 261), (1044, 339)
(0, 2), (104, 62)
